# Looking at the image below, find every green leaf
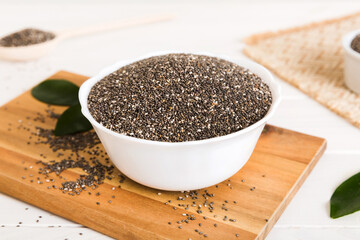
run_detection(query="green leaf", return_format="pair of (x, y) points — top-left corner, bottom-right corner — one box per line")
(54, 104), (92, 136)
(330, 172), (360, 218)
(31, 79), (79, 106)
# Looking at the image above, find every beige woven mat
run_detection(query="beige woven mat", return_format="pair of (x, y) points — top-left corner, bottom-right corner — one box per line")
(243, 12), (360, 128)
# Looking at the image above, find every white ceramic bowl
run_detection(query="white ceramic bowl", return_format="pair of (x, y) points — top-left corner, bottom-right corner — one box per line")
(79, 51), (281, 191)
(343, 30), (360, 94)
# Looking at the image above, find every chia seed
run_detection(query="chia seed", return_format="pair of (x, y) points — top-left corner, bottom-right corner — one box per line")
(351, 34), (360, 53)
(0, 28), (55, 47)
(33, 127), (100, 152)
(88, 53), (272, 142)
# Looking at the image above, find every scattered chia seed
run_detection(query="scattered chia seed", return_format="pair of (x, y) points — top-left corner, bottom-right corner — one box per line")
(38, 157), (114, 193)
(33, 127), (101, 152)
(88, 53), (272, 142)
(0, 28), (55, 47)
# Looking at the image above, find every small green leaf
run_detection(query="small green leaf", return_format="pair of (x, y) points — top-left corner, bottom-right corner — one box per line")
(54, 104), (92, 136)
(31, 79), (79, 106)
(330, 172), (360, 218)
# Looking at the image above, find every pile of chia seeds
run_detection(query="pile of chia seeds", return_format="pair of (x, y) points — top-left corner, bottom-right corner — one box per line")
(0, 28), (55, 47)
(12, 107), (123, 195)
(88, 53), (272, 142)
(351, 34), (360, 53)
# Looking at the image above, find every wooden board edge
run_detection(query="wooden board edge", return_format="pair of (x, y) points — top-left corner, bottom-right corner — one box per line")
(256, 139), (327, 240)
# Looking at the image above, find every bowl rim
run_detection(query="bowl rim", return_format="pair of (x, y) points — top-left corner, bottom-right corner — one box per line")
(342, 29), (360, 60)
(79, 51), (282, 146)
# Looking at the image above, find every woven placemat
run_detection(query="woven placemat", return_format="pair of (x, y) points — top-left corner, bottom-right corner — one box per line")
(243, 12), (360, 128)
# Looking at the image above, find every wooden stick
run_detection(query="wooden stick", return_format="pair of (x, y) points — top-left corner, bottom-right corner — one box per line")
(58, 14), (175, 39)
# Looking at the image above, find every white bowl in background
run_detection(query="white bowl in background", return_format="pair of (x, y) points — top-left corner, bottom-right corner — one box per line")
(343, 30), (360, 94)
(79, 51), (281, 191)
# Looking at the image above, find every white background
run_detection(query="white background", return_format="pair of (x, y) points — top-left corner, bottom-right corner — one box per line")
(0, 0), (360, 239)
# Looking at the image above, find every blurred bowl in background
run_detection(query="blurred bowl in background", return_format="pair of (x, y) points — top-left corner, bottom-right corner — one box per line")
(343, 30), (360, 94)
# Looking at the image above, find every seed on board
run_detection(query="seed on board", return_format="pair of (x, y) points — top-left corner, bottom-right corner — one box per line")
(88, 54), (272, 142)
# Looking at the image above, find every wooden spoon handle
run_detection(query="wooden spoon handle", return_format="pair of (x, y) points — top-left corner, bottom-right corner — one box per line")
(57, 14), (174, 39)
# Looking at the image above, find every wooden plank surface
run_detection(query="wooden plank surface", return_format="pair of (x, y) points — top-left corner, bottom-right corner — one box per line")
(0, 71), (326, 240)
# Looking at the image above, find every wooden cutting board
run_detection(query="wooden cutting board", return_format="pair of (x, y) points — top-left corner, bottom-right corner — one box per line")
(0, 71), (326, 240)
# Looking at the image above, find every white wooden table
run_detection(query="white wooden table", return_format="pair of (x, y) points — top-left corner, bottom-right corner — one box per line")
(1, 0), (360, 239)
